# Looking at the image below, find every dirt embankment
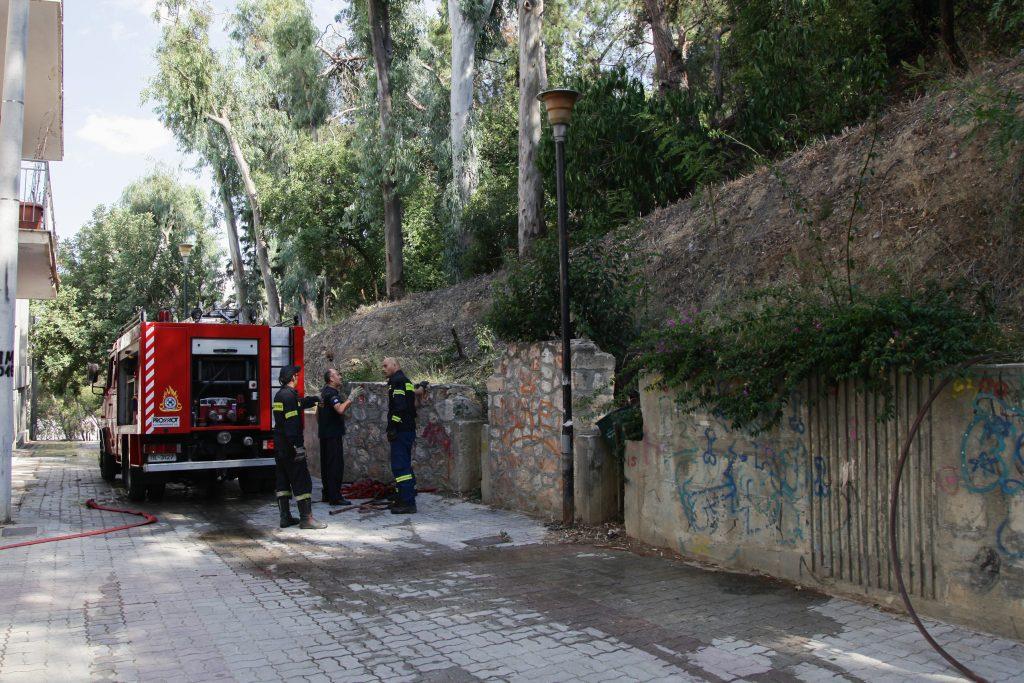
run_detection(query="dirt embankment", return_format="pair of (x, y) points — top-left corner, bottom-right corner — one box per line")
(304, 274), (497, 384)
(641, 58), (1024, 320)
(308, 58), (1024, 380)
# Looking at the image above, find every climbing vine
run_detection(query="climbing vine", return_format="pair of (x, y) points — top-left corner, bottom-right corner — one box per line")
(633, 288), (1010, 434)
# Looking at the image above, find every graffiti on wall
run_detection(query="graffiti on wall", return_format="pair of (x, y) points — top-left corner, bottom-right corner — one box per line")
(674, 401), (830, 547)
(959, 388), (1024, 559)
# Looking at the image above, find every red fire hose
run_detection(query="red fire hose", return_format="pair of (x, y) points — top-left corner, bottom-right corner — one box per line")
(0, 499), (157, 552)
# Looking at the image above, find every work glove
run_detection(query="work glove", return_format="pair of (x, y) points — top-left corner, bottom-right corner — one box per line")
(386, 426), (397, 443)
(293, 446), (307, 462)
(414, 381), (430, 391)
(347, 386), (365, 402)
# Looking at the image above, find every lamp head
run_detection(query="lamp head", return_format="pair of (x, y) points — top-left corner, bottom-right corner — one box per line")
(178, 242), (194, 260)
(537, 89), (580, 133)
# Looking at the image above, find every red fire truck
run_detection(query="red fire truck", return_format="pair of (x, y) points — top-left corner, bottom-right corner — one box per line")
(91, 310), (306, 502)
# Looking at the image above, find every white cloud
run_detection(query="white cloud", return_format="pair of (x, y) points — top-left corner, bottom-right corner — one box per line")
(77, 115), (172, 155)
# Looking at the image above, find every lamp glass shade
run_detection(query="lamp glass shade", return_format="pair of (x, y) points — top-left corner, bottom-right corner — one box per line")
(178, 242), (194, 259)
(537, 89), (580, 127)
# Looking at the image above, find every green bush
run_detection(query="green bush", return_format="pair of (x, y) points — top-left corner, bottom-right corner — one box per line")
(485, 233), (641, 358)
(634, 288), (1008, 433)
(460, 168), (518, 276)
(729, 0), (888, 154)
(538, 67), (728, 241)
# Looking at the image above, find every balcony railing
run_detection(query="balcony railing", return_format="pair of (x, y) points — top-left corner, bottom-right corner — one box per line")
(19, 160), (56, 238)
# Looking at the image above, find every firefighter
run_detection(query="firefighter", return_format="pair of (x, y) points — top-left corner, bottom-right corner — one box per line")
(318, 368), (363, 505)
(382, 357), (427, 514)
(273, 364), (326, 530)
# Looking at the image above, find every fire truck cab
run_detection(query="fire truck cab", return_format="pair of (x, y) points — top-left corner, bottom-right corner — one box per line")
(94, 310), (306, 502)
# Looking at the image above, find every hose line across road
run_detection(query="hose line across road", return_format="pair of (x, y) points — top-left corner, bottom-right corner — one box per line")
(0, 498), (157, 552)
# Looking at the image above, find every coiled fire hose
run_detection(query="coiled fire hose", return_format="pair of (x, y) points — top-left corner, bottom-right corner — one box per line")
(0, 499), (157, 552)
(890, 356), (993, 683)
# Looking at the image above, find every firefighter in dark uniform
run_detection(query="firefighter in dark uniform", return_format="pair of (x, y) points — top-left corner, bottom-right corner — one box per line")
(318, 368), (363, 505)
(382, 357), (427, 514)
(273, 364), (326, 529)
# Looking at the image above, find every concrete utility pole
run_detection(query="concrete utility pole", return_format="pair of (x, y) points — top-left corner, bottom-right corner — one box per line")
(0, 0), (29, 523)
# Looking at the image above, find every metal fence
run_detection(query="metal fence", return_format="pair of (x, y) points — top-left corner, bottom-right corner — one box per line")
(19, 160), (56, 237)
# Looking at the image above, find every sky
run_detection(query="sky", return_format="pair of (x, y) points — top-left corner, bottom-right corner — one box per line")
(51, 0), (342, 242)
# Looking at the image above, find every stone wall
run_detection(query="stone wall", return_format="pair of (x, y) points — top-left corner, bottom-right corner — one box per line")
(483, 340), (617, 521)
(303, 383), (484, 493)
(625, 366), (1024, 639)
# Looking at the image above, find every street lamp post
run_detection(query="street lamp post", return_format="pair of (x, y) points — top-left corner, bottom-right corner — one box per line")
(537, 88), (579, 527)
(178, 242), (194, 320)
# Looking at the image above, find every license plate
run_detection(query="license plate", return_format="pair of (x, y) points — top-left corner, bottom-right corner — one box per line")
(148, 454), (176, 463)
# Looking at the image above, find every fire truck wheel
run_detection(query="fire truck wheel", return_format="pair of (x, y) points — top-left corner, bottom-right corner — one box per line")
(98, 446), (118, 483)
(146, 483), (166, 501)
(124, 462), (147, 503)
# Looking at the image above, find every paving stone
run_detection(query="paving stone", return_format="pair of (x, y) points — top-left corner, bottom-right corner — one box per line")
(2, 445), (1022, 682)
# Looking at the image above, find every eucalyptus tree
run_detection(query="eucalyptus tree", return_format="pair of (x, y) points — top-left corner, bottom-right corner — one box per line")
(448, 0), (499, 245)
(33, 171), (223, 394)
(517, 0), (547, 256)
(148, 0), (281, 323)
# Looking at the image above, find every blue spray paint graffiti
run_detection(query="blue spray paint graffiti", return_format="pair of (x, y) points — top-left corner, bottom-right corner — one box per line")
(960, 393), (1024, 496)
(959, 391), (1024, 558)
(676, 415), (829, 546)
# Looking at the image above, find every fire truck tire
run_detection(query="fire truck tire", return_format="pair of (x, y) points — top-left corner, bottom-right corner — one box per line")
(98, 445), (118, 483)
(124, 462), (147, 503)
(146, 483), (166, 501)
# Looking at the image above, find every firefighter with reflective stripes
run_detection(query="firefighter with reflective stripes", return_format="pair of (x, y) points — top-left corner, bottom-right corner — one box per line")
(273, 364), (326, 529)
(382, 357), (426, 514)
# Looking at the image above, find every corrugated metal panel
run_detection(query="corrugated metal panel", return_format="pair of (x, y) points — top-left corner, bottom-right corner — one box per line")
(807, 374), (936, 599)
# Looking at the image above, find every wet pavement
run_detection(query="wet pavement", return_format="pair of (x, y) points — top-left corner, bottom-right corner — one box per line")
(2, 442), (1023, 682)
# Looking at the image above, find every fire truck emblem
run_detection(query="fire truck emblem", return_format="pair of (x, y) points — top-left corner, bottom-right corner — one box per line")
(160, 387), (182, 412)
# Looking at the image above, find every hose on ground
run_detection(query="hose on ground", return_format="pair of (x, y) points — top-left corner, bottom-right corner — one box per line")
(890, 356), (992, 683)
(0, 498), (157, 552)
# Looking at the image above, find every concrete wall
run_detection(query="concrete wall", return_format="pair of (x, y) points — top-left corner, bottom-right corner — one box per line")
(625, 367), (1024, 639)
(303, 383), (484, 493)
(483, 340), (617, 522)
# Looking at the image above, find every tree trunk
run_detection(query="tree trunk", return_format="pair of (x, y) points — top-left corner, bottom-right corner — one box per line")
(368, 0), (405, 300)
(712, 26), (724, 107)
(643, 0), (686, 93)
(517, 0), (547, 257)
(212, 160), (250, 324)
(449, 0), (496, 254)
(939, 0), (967, 71)
(300, 289), (319, 326)
(207, 111), (282, 324)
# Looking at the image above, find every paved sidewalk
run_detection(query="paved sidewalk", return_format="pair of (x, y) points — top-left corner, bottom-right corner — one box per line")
(1, 443), (1023, 682)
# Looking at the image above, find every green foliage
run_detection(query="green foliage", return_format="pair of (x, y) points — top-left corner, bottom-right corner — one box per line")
(32, 170), (223, 394)
(959, 79), (1024, 161)
(634, 289), (1008, 434)
(538, 67), (727, 241)
(263, 129), (383, 313)
(988, 0), (1024, 35)
(485, 232), (642, 358)
(36, 390), (100, 441)
(230, 0), (330, 132)
(460, 43), (519, 275)
(728, 0), (888, 154)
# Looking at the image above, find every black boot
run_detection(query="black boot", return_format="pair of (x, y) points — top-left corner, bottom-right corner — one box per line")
(298, 499), (327, 529)
(390, 502), (417, 515)
(278, 497), (299, 528)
